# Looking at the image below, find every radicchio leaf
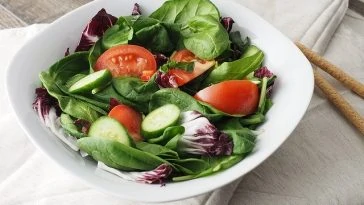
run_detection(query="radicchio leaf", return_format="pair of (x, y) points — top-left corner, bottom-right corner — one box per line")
(153, 53), (168, 67)
(155, 71), (178, 88)
(75, 9), (117, 52)
(109, 97), (121, 111)
(220, 17), (235, 33)
(98, 162), (172, 184)
(32, 87), (61, 122)
(65, 48), (70, 56)
(179, 111), (233, 156)
(74, 119), (91, 134)
(254, 66), (274, 78)
(132, 3), (142, 15)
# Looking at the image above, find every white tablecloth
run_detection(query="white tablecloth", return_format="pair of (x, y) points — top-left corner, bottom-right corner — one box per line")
(1, 0), (361, 204)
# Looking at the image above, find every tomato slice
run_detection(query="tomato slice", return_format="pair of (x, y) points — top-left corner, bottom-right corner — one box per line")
(108, 104), (143, 142)
(194, 80), (259, 115)
(95, 45), (157, 81)
(168, 49), (215, 86)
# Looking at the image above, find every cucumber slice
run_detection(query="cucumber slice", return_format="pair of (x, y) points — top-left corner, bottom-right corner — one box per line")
(88, 116), (132, 146)
(69, 69), (112, 93)
(141, 104), (181, 139)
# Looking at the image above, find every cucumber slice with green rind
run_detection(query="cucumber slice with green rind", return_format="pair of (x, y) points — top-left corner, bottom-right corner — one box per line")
(69, 69), (112, 93)
(88, 116), (133, 146)
(141, 104), (181, 139)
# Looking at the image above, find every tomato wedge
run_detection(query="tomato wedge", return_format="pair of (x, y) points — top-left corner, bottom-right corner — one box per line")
(194, 80), (259, 115)
(108, 104), (143, 142)
(168, 49), (215, 86)
(95, 45), (157, 81)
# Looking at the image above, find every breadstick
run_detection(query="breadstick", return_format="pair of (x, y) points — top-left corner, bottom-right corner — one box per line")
(296, 42), (364, 98)
(314, 69), (364, 135)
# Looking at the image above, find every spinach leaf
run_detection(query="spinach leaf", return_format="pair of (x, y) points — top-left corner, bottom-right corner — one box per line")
(168, 158), (209, 175)
(150, 0), (220, 24)
(147, 126), (185, 145)
(49, 52), (90, 81)
(160, 61), (194, 73)
(112, 75), (159, 114)
(149, 88), (228, 121)
(77, 137), (167, 171)
(149, 88), (206, 115)
(39, 53), (103, 122)
(218, 118), (256, 155)
(88, 40), (103, 72)
(240, 113), (265, 127)
(101, 16), (133, 50)
(201, 46), (264, 87)
(56, 83), (109, 112)
(172, 155), (243, 181)
(135, 141), (179, 160)
(92, 84), (136, 106)
(60, 113), (87, 138)
(230, 31), (250, 57)
(182, 15), (230, 60)
(127, 16), (174, 53)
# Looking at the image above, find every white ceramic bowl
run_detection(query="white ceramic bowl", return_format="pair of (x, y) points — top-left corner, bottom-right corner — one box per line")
(6, 0), (313, 202)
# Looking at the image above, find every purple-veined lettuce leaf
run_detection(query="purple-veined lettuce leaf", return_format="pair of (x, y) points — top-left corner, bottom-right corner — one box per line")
(220, 17), (235, 33)
(75, 9), (117, 52)
(109, 97), (121, 112)
(178, 111), (233, 156)
(98, 162), (172, 184)
(132, 3), (142, 15)
(74, 119), (91, 134)
(153, 53), (168, 67)
(254, 66), (276, 97)
(32, 87), (61, 123)
(155, 71), (178, 88)
(254, 66), (274, 78)
(65, 48), (70, 56)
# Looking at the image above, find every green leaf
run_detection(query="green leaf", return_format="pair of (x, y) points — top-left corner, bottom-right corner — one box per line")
(77, 137), (167, 171)
(135, 141), (179, 160)
(112, 76), (160, 114)
(172, 155), (243, 181)
(182, 15), (230, 60)
(88, 40), (103, 72)
(60, 113), (87, 139)
(230, 31), (250, 55)
(147, 126), (185, 145)
(40, 71), (101, 122)
(149, 88), (228, 121)
(218, 118), (256, 155)
(127, 16), (174, 53)
(258, 77), (268, 113)
(101, 17), (133, 50)
(150, 0), (220, 24)
(49, 52), (90, 81)
(159, 61), (194, 73)
(201, 46), (264, 87)
(168, 158), (209, 175)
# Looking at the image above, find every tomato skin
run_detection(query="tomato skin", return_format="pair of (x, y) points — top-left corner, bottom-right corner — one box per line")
(95, 45), (157, 81)
(168, 49), (215, 86)
(194, 80), (259, 115)
(108, 104), (143, 142)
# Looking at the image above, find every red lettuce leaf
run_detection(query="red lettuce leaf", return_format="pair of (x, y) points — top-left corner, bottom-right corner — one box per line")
(75, 9), (117, 52)
(220, 17), (234, 33)
(132, 3), (142, 15)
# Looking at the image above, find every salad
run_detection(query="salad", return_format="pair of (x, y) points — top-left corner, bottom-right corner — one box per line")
(32, 0), (276, 184)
